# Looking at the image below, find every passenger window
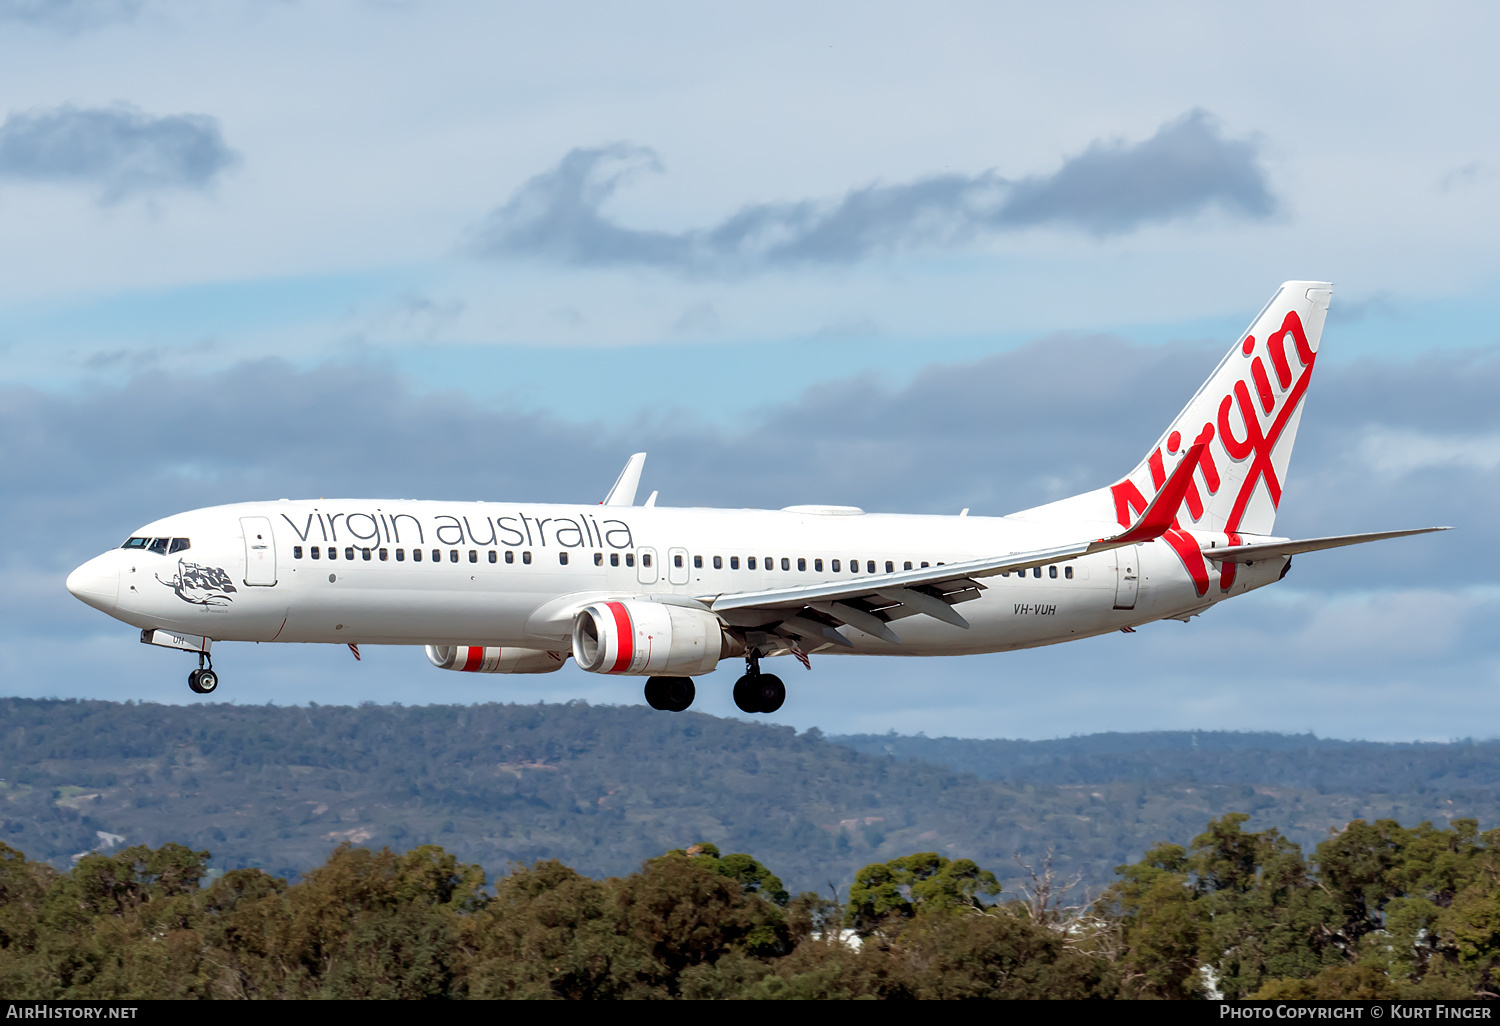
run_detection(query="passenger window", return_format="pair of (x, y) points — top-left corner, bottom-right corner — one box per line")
(559, 552), (569, 565)
(412, 548), (421, 562)
(594, 552), (603, 566)
(832, 559), (841, 572)
(674, 554), (683, 568)
(713, 556), (722, 570)
(396, 549), (405, 561)
(625, 553), (635, 567)
(1065, 566), (1074, 579)
(694, 555), (703, 569)
(469, 550), (477, 563)
(815, 559), (823, 572)
(430, 549), (440, 562)
(904, 561), (912, 571)
(885, 561), (894, 573)
(170, 538), (191, 553)
(491, 551), (499, 564)
(748, 557), (757, 570)
(867, 561), (876, 574)
(610, 553), (619, 567)
(522, 551), (532, 564)
(1048, 565), (1057, 578)
(362, 548), (371, 561)
(781, 557), (790, 571)
(505, 551), (514, 564)
(1032, 567), (1041, 578)
(293, 546), (303, 559)
(345, 547), (356, 560)
(379, 548), (388, 561)
(730, 556), (739, 570)
(797, 558), (806, 571)
(643, 553), (652, 568)
(921, 562), (929, 568)
(311, 546), (321, 559)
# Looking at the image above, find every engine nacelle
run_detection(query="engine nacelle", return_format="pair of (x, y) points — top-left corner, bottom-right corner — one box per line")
(571, 600), (727, 676)
(425, 645), (567, 674)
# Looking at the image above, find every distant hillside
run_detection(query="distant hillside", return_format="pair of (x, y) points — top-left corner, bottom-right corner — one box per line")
(4, 699), (1500, 898)
(829, 730), (1500, 793)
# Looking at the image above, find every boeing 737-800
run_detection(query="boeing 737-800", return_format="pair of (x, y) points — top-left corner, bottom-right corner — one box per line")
(66, 281), (1444, 714)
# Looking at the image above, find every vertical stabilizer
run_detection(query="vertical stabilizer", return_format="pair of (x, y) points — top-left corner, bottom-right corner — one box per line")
(1111, 281), (1332, 543)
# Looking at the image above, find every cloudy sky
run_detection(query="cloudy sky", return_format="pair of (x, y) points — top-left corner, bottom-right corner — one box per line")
(2, 1), (1497, 741)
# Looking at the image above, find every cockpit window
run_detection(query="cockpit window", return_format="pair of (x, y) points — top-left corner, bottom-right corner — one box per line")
(122, 536), (190, 554)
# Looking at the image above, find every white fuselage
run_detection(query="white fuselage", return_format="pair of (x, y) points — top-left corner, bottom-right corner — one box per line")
(66, 498), (1287, 660)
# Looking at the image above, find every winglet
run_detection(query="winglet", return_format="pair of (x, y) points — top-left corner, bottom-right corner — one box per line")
(602, 453), (647, 506)
(1091, 442), (1203, 550)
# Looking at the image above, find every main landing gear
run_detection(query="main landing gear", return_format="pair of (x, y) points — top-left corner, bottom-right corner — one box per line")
(644, 676), (695, 713)
(733, 650), (784, 715)
(187, 652), (219, 695)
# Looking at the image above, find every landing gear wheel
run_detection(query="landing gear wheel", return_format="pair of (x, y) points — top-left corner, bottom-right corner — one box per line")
(188, 668), (218, 694)
(756, 674), (785, 714)
(733, 674), (760, 714)
(645, 676), (695, 712)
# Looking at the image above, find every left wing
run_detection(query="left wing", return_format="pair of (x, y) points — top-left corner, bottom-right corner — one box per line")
(711, 443), (1204, 645)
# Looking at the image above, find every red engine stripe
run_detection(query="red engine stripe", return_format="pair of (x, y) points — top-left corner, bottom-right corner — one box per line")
(606, 602), (634, 673)
(461, 646), (483, 672)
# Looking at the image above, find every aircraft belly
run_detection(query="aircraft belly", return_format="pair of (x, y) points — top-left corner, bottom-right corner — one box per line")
(275, 567), (573, 645)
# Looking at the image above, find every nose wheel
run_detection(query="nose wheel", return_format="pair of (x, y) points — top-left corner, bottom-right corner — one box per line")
(733, 649), (785, 714)
(187, 653), (219, 695)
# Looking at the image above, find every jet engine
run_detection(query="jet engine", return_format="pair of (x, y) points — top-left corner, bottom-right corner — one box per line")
(425, 645), (567, 674)
(571, 600), (727, 676)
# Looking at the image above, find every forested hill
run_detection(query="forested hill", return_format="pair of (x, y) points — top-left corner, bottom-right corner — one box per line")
(830, 730), (1500, 793)
(4, 698), (1500, 897)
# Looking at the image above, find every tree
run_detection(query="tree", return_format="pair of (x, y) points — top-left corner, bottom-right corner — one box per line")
(844, 852), (1000, 936)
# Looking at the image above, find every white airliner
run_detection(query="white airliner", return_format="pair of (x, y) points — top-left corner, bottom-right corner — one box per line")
(67, 282), (1444, 714)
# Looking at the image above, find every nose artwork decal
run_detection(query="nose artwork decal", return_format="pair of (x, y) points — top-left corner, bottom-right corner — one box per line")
(157, 559), (238, 606)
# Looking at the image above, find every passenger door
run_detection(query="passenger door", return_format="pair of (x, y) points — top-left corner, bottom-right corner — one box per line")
(1112, 545), (1139, 610)
(241, 517), (277, 586)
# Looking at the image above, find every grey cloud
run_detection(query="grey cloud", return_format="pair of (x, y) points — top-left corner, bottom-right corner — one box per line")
(1440, 161), (1495, 193)
(469, 111), (1276, 273)
(0, 0), (141, 31)
(0, 103), (237, 201)
(994, 110), (1276, 233)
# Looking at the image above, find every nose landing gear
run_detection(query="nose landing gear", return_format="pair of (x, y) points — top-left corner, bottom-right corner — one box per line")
(187, 652), (219, 695)
(733, 649), (785, 714)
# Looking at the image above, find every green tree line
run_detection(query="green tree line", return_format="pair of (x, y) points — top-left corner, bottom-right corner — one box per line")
(5, 812), (1500, 999)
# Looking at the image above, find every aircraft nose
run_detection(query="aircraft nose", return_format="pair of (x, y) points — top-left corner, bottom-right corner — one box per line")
(66, 555), (119, 614)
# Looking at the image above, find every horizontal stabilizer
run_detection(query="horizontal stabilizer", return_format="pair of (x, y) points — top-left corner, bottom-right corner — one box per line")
(1202, 527), (1451, 564)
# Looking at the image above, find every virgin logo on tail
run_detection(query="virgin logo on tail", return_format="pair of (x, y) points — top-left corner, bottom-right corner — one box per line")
(1111, 310), (1317, 597)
